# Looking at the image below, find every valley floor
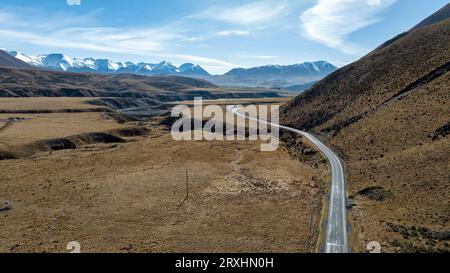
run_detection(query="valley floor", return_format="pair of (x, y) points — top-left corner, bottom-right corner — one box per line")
(0, 97), (326, 253)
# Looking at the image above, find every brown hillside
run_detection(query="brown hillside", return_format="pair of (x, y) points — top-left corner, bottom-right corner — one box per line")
(280, 9), (450, 252)
(0, 66), (281, 101)
(0, 66), (215, 97)
(411, 3), (450, 31)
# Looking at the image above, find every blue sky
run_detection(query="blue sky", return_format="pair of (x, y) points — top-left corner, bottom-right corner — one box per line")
(0, 0), (448, 74)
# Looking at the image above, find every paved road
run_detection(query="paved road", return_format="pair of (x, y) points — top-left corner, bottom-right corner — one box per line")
(231, 106), (348, 253)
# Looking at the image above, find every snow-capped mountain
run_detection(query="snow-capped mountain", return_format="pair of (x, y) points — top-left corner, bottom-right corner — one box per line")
(42, 54), (76, 71)
(7, 51), (44, 67)
(224, 61), (336, 78)
(209, 61), (337, 88)
(178, 63), (209, 76)
(0, 50), (35, 69)
(6, 51), (212, 77)
(5, 50), (336, 88)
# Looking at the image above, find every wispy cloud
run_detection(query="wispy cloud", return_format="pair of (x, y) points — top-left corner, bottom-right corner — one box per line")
(236, 54), (278, 59)
(0, 9), (237, 73)
(172, 54), (234, 67)
(0, 26), (175, 56)
(216, 30), (251, 37)
(50, 27), (179, 52)
(192, 0), (290, 25)
(0, 8), (99, 30)
(300, 0), (397, 55)
(0, 10), (22, 26)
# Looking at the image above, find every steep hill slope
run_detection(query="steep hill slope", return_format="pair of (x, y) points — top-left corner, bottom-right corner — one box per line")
(411, 3), (450, 31)
(280, 7), (450, 252)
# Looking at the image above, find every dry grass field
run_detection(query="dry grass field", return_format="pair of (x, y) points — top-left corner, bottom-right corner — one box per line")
(0, 112), (127, 147)
(0, 97), (327, 253)
(0, 97), (106, 111)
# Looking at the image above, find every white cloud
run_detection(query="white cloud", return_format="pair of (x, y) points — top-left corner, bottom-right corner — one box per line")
(0, 9), (237, 74)
(0, 27), (236, 73)
(173, 54), (235, 67)
(300, 0), (397, 55)
(50, 27), (178, 52)
(236, 54), (278, 59)
(193, 0), (289, 25)
(0, 8), (98, 30)
(216, 30), (251, 37)
(0, 27), (172, 55)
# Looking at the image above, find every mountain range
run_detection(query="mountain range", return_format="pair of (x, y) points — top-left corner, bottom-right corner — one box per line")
(4, 50), (336, 89)
(211, 61), (336, 88)
(6, 51), (210, 76)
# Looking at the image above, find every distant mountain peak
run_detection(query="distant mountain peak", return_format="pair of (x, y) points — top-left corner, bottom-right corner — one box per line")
(41, 53), (76, 71)
(179, 63), (209, 75)
(6, 50), (211, 77)
(0, 50), (35, 69)
(8, 50), (44, 67)
(224, 61), (336, 76)
(215, 61), (336, 88)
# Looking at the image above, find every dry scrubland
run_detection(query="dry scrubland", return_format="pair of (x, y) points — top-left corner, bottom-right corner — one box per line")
(0, 97), (326, 253)
(333, 70), (449, 253)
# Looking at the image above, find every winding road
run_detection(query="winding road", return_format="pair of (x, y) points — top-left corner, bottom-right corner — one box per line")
(231, 106), (348, 253)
